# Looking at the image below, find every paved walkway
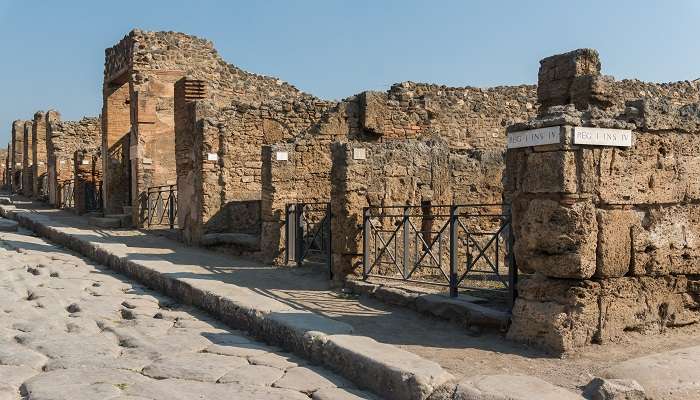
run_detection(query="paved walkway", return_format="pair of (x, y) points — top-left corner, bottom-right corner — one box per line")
(3, 199), (700, 399)
(0, 230), (373, 399)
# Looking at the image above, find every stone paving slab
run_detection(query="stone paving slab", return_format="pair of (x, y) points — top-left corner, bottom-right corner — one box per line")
(0, 202), (452, 399)
(0, 229), (373, 400)
(603, 345), (700, 399)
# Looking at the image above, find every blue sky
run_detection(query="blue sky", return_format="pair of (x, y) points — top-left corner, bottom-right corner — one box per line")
(1, 0), (699, 145)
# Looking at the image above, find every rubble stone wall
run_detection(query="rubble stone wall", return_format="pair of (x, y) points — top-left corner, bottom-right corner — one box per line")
(265, 83), (536, 268)
(32, 111), (48, 199)
(47, 115), (101, 207)
(22, 121), (34, 197)
(506, 49), (700, 353)
(11, 120), (25, 192)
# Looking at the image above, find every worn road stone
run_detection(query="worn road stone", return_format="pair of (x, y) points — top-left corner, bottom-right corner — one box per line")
(273, 365), (349, 394)
(604, 345), (700, 399)
(0, 231), (372, 399)
(452, 374), (584, 400)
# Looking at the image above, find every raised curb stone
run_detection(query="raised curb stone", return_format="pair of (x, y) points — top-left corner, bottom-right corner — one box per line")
(451, 374), (584, 400)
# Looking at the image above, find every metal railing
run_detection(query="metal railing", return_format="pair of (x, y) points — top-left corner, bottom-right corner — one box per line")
(59, 180), (75, 208)
(146, 184), (177, 229)
(285, 202), (332, 278)
(362, 204), (517, 305)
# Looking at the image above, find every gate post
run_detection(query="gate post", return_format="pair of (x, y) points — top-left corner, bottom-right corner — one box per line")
(295, 203), (304, 267)
(449, 205), (458, 298)
(402, 206), (410, 279)
(362, 207), (370, 280)
(168, 185), (175, 229)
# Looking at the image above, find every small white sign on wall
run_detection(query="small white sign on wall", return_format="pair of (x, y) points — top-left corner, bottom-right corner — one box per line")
(207, 153), (218, 161)
(59, 160), (66, 165)
(353, 148), (366, 160)
(507, 126), (561, 149)
(276, 151), (288, 161)
(38, 162), (44, 166)
(81, 160), (90, 165)
(573, 127), (632, 147)
(142, 158), (152, 165)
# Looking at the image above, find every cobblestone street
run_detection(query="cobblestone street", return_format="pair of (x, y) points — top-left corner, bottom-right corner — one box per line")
(0, 229), (372, 400)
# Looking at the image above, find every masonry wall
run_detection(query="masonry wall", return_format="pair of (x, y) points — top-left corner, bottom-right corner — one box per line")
(11, 121), (25, 192)
(22, 121), (34, 197)
(505, 49), (700, 354)
(32, 111), (48, 199)
(265, 83), (536, 269)
(105, 29), (322, 226)
(47, 115), (101, 208)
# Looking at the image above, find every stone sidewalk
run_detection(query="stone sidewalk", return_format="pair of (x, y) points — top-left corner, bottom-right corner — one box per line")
(0, 230), (373, 400)
(3, 198), (700, 399)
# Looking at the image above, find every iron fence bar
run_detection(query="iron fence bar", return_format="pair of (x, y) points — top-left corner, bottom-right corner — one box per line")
(326, 202), (333, 280)
(295, 203), (304, 267)
(402, 207), (409, 279)
(168, 185), (175, 229)
(457, 221), (510, 286)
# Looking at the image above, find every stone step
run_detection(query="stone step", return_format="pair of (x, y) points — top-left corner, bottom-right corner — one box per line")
(200, 233), (260, 250)
(105, 214), (133, 229)
(88, 216), (122, 229)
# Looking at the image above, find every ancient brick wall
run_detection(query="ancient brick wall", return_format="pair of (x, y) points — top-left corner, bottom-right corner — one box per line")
(0, 148), (7, 188)
(47, 114), (101, 207)
(32, 111), (48, 199)
(264, 83), (536, 268)
(505, 49), (700, 353)
(22, 121), (34, 197)
(11, 120), (25, 192)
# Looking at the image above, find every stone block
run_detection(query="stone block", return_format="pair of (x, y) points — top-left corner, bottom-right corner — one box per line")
(453, 374), (584, 400)
(631, 204), (700, 276)
(513, 198), (597, 278)
(522, 150), (577, 194)
(582, 377), (646, 400)
(537, 48), (601, 109)
(595, 209), (642, 278)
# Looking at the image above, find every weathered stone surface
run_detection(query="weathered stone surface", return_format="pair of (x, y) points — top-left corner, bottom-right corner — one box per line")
(312, 387), (376, 400)
(514, 198), (598, 278)
(582, 377), (647, 400)
(124, 378), (310, 400)
(323, 334), (454, 400)
(217, 364), (284, 386)
(522, 150), (577, 193)
(273, 366), (348, 394)
(452, 374), (584, 400)
(141, 353), (248, 381)
(537, 48), (602, 111)
(22, 368), (150, 400)
(603, 346), (700, 399)
(0, 218), (17, 232)
(595, 209), (642, 278)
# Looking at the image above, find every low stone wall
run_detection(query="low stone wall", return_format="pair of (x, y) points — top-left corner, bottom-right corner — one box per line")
(505, 49), (700, 353)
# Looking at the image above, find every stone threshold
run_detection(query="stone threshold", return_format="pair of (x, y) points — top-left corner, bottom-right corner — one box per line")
(0, 201), (453, 400)
(345, 279), (511, 331)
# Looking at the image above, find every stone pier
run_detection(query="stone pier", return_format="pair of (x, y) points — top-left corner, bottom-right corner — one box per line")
(505, 49), (700, 353)
(32, 111), (48, 199)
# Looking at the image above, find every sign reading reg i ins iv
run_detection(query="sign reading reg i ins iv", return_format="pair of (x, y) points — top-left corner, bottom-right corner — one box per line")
(573, 127), (632, 147)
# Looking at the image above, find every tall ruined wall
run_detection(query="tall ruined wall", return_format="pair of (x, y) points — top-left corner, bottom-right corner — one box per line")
(32, 111), (48, 198)
(0, 148), (7, 188)
(264, 83), (536, 266)
(47, 115), (101, 206)
(506, 49), (700, 354)
(22, 121), (34, 197)
(11, 120), (25, 192)
(74, 147), (102, 214)
(330, 139), (452, 278)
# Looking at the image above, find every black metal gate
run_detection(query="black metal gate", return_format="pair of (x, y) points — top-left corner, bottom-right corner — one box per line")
(85, 181), (103, 212)
(146, 184), (177, 229)
(285, 202), (332, 278)
(59, 180), (75, 208)
(362, 204), (517, 307)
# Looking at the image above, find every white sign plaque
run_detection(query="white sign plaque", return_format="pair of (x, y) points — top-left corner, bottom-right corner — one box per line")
(276, 151), (288, 161)
(81, 160), (90, 165)
(573, 127), (632, 147)
(507, 126), (561, 149)
(207, 153), (218, 161)
(353, 148), (366, 160)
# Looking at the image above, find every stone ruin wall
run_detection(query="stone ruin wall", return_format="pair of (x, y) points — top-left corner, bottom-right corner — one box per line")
(47, 114), (101, 207)
(22, 121), (34, 197)
(0, 148), (7, 188)
(74, 146), (103, 214)
(178, 95), (334, 246)
(11, 120), (25, 191)
(265, 83), (536, 271)
(32, 111), (48, 199)
(505, 49), (700, 354)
